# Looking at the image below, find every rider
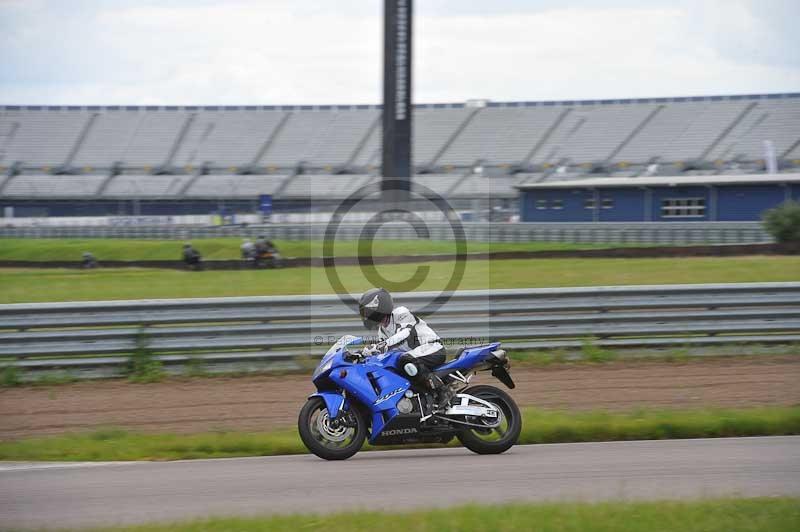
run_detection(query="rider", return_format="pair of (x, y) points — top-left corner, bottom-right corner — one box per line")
(182, 243), (203, 270)
(358, 287), (453, 409)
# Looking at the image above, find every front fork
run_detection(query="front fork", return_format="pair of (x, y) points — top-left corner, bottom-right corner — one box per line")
(310, 392), (347, 419)
(309, 391), (362, 430)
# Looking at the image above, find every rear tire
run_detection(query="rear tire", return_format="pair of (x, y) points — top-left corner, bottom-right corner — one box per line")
(456, 384), (521, 455)
(298, 397), (366, 460)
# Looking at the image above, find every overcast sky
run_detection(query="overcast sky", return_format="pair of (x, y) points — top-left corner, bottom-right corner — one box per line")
(1, 0), (798, 105)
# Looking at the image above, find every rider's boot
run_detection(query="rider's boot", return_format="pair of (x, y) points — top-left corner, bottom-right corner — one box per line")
(427, 374), (454, 412)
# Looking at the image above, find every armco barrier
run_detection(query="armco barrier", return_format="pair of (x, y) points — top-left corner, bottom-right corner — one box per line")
(1, 283), (798, 378)
(0, 221), (771, 244)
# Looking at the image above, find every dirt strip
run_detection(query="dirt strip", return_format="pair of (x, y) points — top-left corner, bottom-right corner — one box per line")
(1, 356), (798, 440)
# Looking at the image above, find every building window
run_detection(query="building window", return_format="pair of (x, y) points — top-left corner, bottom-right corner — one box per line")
(536, 199), (547, 210)
(601, 198), (614, 209)
(661, 197), (705, 218)
(584, 198), (596, 209)
(551, 199), (564, 210)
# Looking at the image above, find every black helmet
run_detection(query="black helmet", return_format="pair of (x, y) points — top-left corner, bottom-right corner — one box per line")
(358, 288), (393, 330)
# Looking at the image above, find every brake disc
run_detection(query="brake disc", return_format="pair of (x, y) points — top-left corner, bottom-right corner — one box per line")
(316, 411), (351, 442)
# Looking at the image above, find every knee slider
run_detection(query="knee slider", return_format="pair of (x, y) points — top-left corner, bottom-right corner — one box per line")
(403, 362), (418, 377)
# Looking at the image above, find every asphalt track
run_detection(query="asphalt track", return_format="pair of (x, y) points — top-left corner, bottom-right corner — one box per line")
(1, 436), (799, 529)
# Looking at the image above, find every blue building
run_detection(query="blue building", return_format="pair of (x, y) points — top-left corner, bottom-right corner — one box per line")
(517, 174), (800, 222)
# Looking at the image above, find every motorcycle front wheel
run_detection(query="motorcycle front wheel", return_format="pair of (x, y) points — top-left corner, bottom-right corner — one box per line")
(298, 397), (366, 460)
(456, 384), (521, 455)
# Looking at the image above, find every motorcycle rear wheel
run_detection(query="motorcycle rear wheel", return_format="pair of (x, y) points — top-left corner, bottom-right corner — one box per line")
(298, 397), (366, 460)
(456, 385), (521, 455)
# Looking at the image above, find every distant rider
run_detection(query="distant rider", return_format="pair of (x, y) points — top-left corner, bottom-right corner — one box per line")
(240, 239), (256, 263)
(358, 288), (453, 409)
(81, 251), (97, 269)
(254, 236), (267, 256)
(182, 243), (202, 270)
(265, 240), (283, 267)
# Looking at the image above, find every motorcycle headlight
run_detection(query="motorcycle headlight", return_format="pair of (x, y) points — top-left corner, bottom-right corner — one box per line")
(313, 359), (334, 379)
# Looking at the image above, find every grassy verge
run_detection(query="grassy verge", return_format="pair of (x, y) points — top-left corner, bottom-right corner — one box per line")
(507, 344), (800, 366)
(1, 406), (797, 462)
(1, 255), (798, 303)
(0, 238), (624, 262)
(71, 498), (800, 532)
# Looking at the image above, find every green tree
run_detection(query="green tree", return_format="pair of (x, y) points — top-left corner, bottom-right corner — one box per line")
(763, 200), (800, 244)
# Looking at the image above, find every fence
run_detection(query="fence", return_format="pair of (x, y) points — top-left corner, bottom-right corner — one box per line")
(0, 221), (771, 244)
(1, 283), (798, 378)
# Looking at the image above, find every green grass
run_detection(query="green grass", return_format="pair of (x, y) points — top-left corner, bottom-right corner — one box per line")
(519, 406), (800, 444)
(0, 238), (622, 261)
(67, 498), (800, 532)
(1, 406), (797, 462)
(509, 344), (800, 366)
(1, 365), (21, 386)
(1, 255), (798, 303)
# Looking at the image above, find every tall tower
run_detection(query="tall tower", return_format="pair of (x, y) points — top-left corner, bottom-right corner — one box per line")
(381, 0), (413, 204)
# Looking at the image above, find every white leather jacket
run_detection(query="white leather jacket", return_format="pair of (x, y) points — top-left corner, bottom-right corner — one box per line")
(378, 306), (444, 358)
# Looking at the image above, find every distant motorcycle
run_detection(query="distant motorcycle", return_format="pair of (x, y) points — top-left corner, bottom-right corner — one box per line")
(298, 335), (521, 460)
(254, 249), (282, 269)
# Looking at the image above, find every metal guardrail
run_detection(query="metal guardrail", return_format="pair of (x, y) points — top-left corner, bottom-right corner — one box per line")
(0, 221), (771, 244)
(1, 283), (798, 377)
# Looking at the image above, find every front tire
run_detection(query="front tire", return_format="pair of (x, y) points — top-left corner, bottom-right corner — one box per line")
(298, 397), (366, 460)
(456, 385), (521, 455)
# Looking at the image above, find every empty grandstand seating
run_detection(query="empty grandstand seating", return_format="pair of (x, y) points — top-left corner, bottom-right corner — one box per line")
(184, 174), (288, 197)
(101, 174), (194, 197)
(2, 174), (106, 197)
(451, 174), (522, 198)
(172, 110), (287, 168)
(351, 127), (381, 169)
(613, 100), (749, 164)
(74, 110), (187, 168)
(1, 109), (84, 167)
(413, 173), (467, 196)
(439, 106), (564, 167)
(280, 174), (376, 199)
(1, 93), (798, 206)
(413, 107), (474, 167)
(254, 110), (378, 169)
(705, 98), (800, 161)
(661, 100), (750, 162)
(555, 103), (659, 164)
(296, 110), (378, 168)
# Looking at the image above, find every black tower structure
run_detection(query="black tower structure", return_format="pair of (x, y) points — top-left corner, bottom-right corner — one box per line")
(381, 0), (412, 203)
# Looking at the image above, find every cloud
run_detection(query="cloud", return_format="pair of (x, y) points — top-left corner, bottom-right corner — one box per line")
(416, 4), (800, 102)
(0, 0), (797, 105)
(683, 0), (800, 69)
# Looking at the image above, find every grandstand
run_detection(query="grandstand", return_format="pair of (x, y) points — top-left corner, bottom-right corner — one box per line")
(0, 93), (798, 216)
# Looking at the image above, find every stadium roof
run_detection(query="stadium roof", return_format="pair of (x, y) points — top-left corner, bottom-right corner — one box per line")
(516, 173), (800, 189)
(1, 92), (798, 112)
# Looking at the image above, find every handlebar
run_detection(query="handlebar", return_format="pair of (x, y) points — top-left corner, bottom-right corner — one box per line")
(343, 351), (365, 363)
(343, 341), (389, 363)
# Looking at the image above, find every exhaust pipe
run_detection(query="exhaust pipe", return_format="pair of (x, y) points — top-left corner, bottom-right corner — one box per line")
(489, 349), (514, 388)
(477, 349), (509, 371)
(490, 349), (508, 364)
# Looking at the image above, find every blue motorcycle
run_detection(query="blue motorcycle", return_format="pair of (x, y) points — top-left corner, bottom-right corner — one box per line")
(298, 335), (521, 460)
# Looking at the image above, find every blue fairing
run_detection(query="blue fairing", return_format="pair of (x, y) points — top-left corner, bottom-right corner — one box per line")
(310, 392), (346, 418)
(435, 342), (501, 373)
(310, 337), (501, 444)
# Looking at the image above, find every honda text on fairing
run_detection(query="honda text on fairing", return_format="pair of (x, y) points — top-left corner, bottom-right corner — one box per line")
(298, 335), (521, 460)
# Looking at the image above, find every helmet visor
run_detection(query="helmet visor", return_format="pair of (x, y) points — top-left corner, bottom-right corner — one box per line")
(359, 306), (384, 330)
